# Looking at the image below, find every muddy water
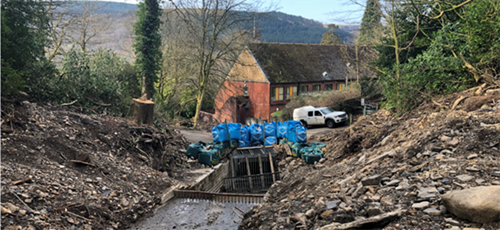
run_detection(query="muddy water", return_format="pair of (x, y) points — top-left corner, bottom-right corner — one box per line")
(130, 198), (255, 230)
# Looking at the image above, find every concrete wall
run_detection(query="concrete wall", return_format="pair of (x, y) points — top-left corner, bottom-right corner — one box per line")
(191, 162), (229, 191)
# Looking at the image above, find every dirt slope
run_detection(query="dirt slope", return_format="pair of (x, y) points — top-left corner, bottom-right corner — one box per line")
(1, 100), (192, 230)
(240, 87), (500, 229)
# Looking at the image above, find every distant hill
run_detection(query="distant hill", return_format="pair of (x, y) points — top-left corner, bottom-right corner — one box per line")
(77, 1), (353, 44)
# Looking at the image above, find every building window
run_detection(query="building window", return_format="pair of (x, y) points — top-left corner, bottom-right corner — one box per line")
(271, 87), (284, 101)
(336, 83), (341, 90)
(299, 85), (308, 94)
(325, 84), (333, 91)
(286, 86), (297, 100)
(312, 84), (321, 91)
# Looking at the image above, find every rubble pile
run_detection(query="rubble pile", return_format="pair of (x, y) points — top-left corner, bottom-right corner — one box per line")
(240, 88), (500, 229)
(1, 101), (190, 230)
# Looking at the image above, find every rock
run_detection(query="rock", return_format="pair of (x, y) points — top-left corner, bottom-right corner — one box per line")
(19, 209), (26, 215)
(441, 135), (451, 142)
(5, 203), (19, 213)
(320, 209), (333, 219)
(325, 201), (338, 210)
(27, 225), (36, 230)
(456, 174), (474, 182)
(1, 206), (12, 214)
(442, 186), (500, 223)
(448, 227), (460, 230)
(463, 95), (493, 111)
(492, 171), (500, 177)
(384, 180), (400, 186)
(380, 197), (393, 206)
(475, 179), (485, 184)
(465, 167), (480, 172)
(278, 160), (286, 166)
(467, 154), (478, 159)
(423, 207), (441, 216)
(445, 218), (460, 226)
(120, 197), (129, 207)
(305, 209), (315, 218)
(448, 138), (459, 147)
(361, 174), (381, 186)
(412, 201), (429, 210)
(431, 174), (443, 180)
(492, 181), (500, 185)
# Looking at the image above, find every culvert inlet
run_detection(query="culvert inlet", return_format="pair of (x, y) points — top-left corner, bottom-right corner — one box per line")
(130, 146), (281, 229)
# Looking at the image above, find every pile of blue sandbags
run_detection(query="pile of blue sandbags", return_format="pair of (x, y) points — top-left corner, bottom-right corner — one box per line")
(186, 141), (223, 166)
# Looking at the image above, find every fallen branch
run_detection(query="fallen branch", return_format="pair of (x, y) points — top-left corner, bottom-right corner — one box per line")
(61, 100), (78, 106)
(319, 209), (404, 230)
(66, 210), (92, 222)
(432, 100), (447, 109)
(451, 96), (466, 110)
(71, 160), (96, 167)
(234, 206), (245, 214)
(453, 181), (467, 189)
(233, 207), (244, 219)
(11, 191), (32, 211)
(13, 178), (32, 185)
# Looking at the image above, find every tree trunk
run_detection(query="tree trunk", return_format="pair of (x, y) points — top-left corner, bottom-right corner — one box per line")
(141, 74), (150, 99)
(130, 98), (155, 125)
(192, 88), (205, 128)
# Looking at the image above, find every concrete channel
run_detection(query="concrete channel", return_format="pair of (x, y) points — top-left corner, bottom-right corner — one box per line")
(130, 146), (279, 230)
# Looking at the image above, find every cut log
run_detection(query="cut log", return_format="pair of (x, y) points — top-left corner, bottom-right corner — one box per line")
(130, 98), (155, 125)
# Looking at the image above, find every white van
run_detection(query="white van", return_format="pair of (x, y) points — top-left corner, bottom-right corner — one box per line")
(293, 106), (348, 128)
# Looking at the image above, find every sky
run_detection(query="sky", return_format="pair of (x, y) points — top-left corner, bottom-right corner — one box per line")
(103, 0), (365, 24)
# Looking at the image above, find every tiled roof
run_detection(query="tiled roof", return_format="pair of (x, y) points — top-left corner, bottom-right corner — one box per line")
(248, 43), (375, 84)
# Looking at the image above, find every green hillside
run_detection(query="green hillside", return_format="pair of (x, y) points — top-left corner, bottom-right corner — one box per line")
(86, 1), (353, 44)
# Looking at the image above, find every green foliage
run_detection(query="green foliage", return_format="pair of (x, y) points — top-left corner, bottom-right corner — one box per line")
(357, 0), (382, 45)
(259, 12), (353, 44)
(28, 49), (138, 116)
(1, 0), (50, 95)
(133, 0), (162, 98)
(321, 25), (344, 45)
(377, 0), (500, 115)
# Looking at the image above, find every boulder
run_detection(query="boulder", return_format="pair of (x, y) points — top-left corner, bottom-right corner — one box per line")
(442, 186), (500, 223)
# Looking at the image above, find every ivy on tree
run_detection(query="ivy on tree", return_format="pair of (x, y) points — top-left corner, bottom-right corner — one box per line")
(133, 0), (162, 99)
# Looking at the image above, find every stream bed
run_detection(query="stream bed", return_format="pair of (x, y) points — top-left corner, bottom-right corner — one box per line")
(130, 198), (256, 230)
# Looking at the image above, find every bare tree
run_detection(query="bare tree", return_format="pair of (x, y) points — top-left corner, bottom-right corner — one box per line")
(42, 0), (78, 61)
(71, 0), (113, 52)
(169, 0), (271, 127)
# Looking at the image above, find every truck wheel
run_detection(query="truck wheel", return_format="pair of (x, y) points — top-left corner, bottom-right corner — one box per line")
(301, 120), (308, 128)
(326, 120), (335, 128)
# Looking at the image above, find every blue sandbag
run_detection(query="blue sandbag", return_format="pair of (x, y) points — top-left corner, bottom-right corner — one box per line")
(240, 126), (250, 142)
(198, 149), (220, 166)
(250, 123), (263, 142)
(227, 123), (241, 140)
(265, 136), (277, 146)
(264, 122), (276, 137)
(288, 125), (307, 143)
(251, 140), (263, 147)
(277, 121), (288, 139)
(212, 125), (229, 142)
(287, 120), (302, 129)
(238, 140), (250, 148)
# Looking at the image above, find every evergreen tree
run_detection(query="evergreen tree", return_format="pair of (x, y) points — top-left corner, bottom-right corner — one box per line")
(1, 0), (49, 95)
(320, 24), (344, 45)
(132, 0), (162, 99)
(357, 0), (382, 45)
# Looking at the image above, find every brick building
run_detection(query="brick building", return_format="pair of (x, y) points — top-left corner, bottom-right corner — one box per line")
(214, 43), (374, 123)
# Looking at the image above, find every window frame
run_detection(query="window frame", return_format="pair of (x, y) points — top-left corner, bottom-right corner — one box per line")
(325, 84), (333, 91)
(312, 84), (321, 92)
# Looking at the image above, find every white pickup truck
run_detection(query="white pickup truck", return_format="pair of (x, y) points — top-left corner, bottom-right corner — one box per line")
(293, 106), (348, 128)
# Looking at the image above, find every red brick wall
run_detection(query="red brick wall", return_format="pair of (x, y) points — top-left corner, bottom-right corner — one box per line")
(214, 80), (270, 123)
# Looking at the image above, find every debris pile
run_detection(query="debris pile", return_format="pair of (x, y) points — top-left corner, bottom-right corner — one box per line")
(240, 88), (500, 229)
(1, 101), (191, 229)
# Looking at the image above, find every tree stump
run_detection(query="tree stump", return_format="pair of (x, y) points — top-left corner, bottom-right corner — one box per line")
(130, 96), (155, 125)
